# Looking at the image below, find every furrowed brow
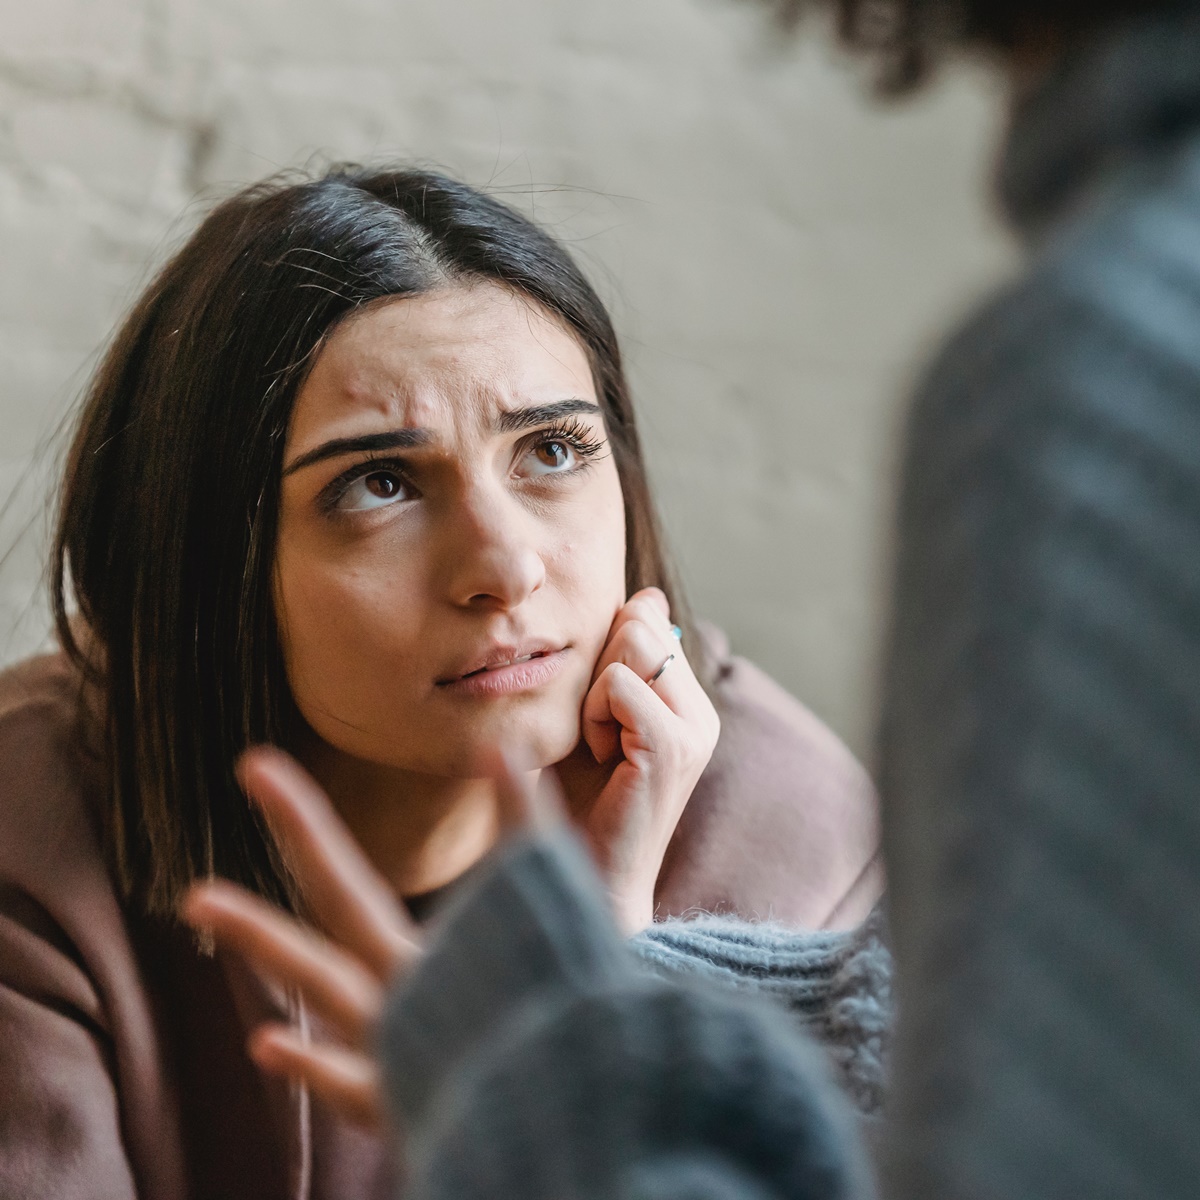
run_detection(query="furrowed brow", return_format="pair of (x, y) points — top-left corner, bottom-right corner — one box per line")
(495, 399), (601, 434)
(283, 428), (431, 476)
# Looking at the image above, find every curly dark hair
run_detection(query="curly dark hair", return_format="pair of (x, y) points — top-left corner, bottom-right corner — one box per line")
(762, 0), (1190, 90)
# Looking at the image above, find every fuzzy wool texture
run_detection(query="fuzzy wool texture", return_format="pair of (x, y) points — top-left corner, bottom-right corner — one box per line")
(632, 910), (890, 1118)
(382, 833), (883, 1200)
(382, 8), (1200, 1196)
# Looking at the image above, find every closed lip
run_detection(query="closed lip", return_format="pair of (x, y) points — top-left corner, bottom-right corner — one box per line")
(436, 646), (569, 698)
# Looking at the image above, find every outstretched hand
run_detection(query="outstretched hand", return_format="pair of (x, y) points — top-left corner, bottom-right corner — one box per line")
(179, 747), (556, 1130)
(180, 747), (421, 1128)
(176, 587), (717, 1130)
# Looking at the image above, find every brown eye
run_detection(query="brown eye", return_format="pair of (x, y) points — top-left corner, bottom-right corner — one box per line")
(337, 468), (412, 512)
(521, 436), (582, 479)
(365, 472), (402, 498)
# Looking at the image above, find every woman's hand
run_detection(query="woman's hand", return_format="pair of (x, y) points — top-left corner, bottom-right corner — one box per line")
(556, 587), (720, 935)
(180, 747), (421, 1129)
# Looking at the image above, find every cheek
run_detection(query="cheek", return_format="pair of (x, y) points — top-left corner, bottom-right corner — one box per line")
(552, 474), (628, 637)
(273, 536), (426, 716)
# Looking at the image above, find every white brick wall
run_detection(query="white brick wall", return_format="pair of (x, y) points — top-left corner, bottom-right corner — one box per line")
(0, 0), (1014, 754)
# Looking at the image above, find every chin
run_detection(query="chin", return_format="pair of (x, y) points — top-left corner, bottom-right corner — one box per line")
(441, 714), (581, 778)
(305, 688), (587, 780)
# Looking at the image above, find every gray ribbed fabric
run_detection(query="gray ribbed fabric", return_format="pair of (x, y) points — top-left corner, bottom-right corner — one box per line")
(381, 833), (878, 1200)
(380, 830), (633, 1131)
(632, 911), (890, 1116)
(404, 983), (874, 1200)
(879, 7), (1200, 1199)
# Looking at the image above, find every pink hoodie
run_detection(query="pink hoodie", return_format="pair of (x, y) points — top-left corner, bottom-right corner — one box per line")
(0, 632), (880, 1199)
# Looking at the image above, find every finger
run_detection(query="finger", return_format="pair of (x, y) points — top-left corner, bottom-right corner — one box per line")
(594, 614), (671, 682)
(589, 662), (675, 751)
(182, 881), (383, 1042)
(629, 585), (671, 621)
(601, 589), (673, 663)
(238, 747), (419, 979)
(590, 616), (700, 721)
(249, 1024), (382, 1130)
(492, 751), (567, 835)
(581, 672), (620, 765)
(583, 661), (677, 764)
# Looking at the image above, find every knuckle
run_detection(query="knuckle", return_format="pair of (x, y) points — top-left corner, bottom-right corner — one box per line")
(626, 596), (660, 623)
(629, 627), (664, 665)
(614, 617), (656, 656)
(602, 659), (633, 684)
(624, 598), (667, 635)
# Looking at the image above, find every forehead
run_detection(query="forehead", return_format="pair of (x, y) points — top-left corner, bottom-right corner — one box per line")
(288, 283), (597, 445)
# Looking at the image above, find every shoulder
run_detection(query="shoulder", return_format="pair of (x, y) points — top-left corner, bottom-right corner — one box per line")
(914, 152), (1200, 450)
(0, 649), (107, 889)
(0, 653), (193, 1198)
(896, 157), (1200, 591)
(658, 625), (882, 930)
(0, 649), (118, 1057)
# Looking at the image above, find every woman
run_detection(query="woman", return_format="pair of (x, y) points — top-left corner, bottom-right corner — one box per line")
(0, 166), (881, 1198)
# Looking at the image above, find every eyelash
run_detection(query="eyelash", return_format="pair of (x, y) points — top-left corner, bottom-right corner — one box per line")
(316, 454), (413, 516)
(529, 418), (608, 468)
(315, 419), (608, 515)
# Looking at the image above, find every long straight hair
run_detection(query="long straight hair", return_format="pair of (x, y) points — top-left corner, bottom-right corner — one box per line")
(52, 167), (691, 917)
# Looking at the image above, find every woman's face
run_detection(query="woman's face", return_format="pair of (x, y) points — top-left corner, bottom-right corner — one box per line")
(274, 282), (628, 778)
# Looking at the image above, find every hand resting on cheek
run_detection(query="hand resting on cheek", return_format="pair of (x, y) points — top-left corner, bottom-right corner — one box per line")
(555, 585), (721, 935)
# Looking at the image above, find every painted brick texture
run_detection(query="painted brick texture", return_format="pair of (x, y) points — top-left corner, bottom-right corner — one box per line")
(0, 0), (1012, 752)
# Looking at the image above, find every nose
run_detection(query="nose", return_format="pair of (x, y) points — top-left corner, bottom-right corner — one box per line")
(442, 486), (547, 613)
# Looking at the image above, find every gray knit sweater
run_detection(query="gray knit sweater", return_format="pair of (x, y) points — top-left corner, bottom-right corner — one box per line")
(381, 831), (882, 1200)
(879, 7), (1200, 1198)
(633, 910), (890, 1117)
(382, 7), (1200, 1197)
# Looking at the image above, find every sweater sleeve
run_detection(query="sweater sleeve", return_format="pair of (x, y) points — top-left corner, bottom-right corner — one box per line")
(631, 909), (891, 1116)
(877, 222), (1200, 1197)
(380, 831), (877, 1200)
(379, 829), (636, 1130)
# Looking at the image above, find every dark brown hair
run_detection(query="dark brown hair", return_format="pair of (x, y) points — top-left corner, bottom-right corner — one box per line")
(53, 166), (689, 918)
(763, 0), (1190, 90)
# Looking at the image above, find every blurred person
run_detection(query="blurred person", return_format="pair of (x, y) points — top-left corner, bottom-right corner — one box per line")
(0, 166), (885, 1199)
(835, 2), (1200, 1196)
(188, 1), (1200, 1197)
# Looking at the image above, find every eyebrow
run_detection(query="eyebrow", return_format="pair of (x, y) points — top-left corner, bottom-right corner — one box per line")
(283, 428), (431, 477)
(283, 399), (602, 477)
(494, 398), (601, 433)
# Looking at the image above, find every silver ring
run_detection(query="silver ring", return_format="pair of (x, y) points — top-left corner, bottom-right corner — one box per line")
(646, 653), (675, 688)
